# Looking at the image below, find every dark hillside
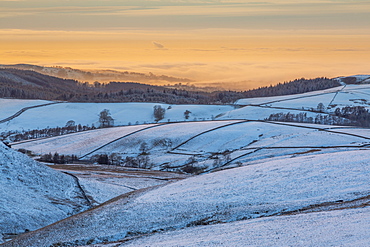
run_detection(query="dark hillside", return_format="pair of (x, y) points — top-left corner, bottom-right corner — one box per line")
(0, 68), (341, 104)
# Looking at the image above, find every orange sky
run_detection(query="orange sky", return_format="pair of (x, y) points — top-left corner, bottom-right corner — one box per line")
(1, 1), (370, 90)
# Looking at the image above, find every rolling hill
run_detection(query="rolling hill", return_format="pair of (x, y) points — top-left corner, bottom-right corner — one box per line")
(1, 74), (370, 246)
(0, 142), (89, 243)
(2, 149), (370, 246)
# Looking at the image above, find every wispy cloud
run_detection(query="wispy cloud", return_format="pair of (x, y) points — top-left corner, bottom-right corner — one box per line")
(152, 41), (166, 49)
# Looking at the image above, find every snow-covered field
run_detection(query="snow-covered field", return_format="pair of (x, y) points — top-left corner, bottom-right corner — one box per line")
(1, 84), (370, 134)
(118, 207), (370, 247)
(234, 86), (344, 105)
(12, 124), (156, 156)
(0, 101), (233, 132)
(2, 81), (370, 246)
(0, 98), (52, 120)
(3, 149), (370, 246)
(232, 84), (370, 118)
(12, 120), (370, 174)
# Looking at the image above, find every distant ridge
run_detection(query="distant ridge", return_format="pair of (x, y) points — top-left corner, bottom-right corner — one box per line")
(2, 66), (365, 104)
(0, 63), (193, 84)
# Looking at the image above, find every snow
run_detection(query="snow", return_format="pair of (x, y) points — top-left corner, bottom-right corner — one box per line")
(0, 142), (87, 242)
(11, 120), (370, 174)
(217, 105), (318, 121)
(265, 93), (336, 109)
(12, 124), (155, 156)
(0, 102), (234, 132)
(121, 207), (370, 247)
(0, 98), (52, 120)
(51, 164), (188, 205)
(95, 120), (240, 155)
(338, 74), (370, 83)
(177, 121), (356, 154)
(234, 86), (343, 105)
(4, 149), (370, 246)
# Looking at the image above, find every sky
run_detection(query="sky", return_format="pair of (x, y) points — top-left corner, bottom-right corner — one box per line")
(1, 0), (370, 90)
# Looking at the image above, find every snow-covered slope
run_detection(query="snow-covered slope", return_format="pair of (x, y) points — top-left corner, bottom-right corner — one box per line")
(0, 101), (233, 132)
(0, 98), (52, 121)
(0, 142), (88, 243)
(225, 84), (370, 121)
(120, 207), (370, 247)
(12, 120), (370, 173)
(4, 149), (370, 246)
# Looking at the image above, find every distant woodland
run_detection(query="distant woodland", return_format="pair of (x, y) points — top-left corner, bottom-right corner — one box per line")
(0, 68), (341, 104)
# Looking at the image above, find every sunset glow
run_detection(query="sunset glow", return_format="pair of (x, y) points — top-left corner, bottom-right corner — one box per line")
(1, 0), (370, 90)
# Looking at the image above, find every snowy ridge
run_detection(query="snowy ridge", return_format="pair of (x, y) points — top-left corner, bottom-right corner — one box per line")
(0, 142), (88, 243)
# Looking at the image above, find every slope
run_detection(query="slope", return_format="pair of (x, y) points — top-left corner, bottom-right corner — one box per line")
(3, 149), (370, 246)
(0, 142), (88, 243)
(119, 207), (370, 247)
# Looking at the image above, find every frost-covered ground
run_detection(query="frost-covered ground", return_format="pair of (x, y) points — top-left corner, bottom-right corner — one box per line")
(4, 149), (370, 246)
(231, 84), (370, 119)
(12, 124), (155, 156)
(0, 101), (233, 132)
(116, 207), (370, 247)
(0, 98), (52, 120)
(12, 120), (370, 173)
(0, 142), (88, 243)
(12, 120), (240, 157)
(234, 86), (344, 105)
(2, 83), (370, 246)
(50, 164), (188, 204)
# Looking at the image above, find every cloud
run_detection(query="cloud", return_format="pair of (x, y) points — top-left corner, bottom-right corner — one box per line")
(152, 41), (165, 49)
(141, 62), (207, 70)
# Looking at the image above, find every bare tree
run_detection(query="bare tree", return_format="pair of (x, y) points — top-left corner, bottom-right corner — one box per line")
(99, 109), (114, 128)
(153, 105), (165, 122)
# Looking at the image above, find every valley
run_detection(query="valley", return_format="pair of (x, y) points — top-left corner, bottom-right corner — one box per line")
(1, 73), (370, 246)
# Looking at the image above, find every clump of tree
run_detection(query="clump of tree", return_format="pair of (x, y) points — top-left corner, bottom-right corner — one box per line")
(239, 77), (340, 100)
(180, 156), (206, 174)
(266, 112), (351, 125)
(184, 110), (191, 119)
(153, 105), (166, 122)
(38, 152), (78, 164)
(98, 109), (114, 128)
(122, 155), (152, 168)
(334, 106), (370, 127)
(267, 106), (370, 127)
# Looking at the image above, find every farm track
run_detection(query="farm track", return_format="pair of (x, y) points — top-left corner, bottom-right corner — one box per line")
(61, 171), (93, 208)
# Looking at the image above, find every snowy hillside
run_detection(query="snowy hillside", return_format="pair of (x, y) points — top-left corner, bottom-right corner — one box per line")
(12, 120), (370, 173)
(0, 101), (233, 133)
(2, 83), (370, 135)
(228, 84), (370, 121)
(119, 207), (370, 247)
(2, 76), (370, 246)
(0, 98), (52, 120)
(0, 142), (88, 243)
(4, 149), (370, 246)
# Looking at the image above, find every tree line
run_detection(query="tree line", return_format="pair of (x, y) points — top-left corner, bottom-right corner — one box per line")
(1, 68), (342, 104)
(267, 106), (370, 127)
